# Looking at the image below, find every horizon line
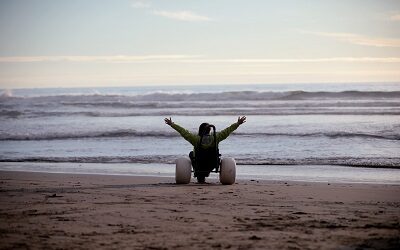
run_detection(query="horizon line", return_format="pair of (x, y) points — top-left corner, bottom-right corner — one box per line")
(1, 55), (400, 64)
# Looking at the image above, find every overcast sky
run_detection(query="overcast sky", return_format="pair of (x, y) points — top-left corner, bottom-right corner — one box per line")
(0, 0), (399, 88)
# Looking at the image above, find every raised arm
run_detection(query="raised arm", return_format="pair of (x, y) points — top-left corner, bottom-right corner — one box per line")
(164, 117), (198, 146)
(216, 116), (246, 143)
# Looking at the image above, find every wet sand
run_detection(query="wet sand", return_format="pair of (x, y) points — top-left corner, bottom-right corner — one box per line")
(0, 170), (399, 249)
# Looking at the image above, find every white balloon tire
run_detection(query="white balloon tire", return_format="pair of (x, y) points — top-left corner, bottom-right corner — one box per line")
(219, 157), (236, 185)
(175, 157), (192, 184)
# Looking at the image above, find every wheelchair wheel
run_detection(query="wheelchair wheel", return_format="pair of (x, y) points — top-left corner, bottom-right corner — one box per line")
(219, 157), (236, 185)
(175, 157), (192, 184)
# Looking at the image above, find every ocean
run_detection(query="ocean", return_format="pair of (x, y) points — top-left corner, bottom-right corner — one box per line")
(1, 83), (400, 184)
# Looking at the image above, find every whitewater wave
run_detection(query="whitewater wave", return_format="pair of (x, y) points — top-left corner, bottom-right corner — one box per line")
(61, 100), (400, 109)
(2, 107), (400, 118)
(238, 156), (400, 168)
(0, 155), (399, 168)
(0, 89), (13, 98)
(3, 90), (400, 102)
(235, 131), (400, 140)
(1, 130), (398, 141)
(0, 129), (179, 141)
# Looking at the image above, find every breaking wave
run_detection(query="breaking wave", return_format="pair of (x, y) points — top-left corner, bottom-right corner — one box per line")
(2, 106), (400, 118)
(0, 129), (179, 141)
(0, 155), (399, 168)
(3, 90), (400, 102)
(1, 130), (398, 141)
(2, 89), (399, 117)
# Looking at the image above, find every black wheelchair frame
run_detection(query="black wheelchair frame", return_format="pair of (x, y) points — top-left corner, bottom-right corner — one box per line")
(189, 125), (222, 180)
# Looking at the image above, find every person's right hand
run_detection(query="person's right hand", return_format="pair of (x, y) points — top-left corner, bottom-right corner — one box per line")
(164, 117), (173, 125)
(237, 116), (246, 125)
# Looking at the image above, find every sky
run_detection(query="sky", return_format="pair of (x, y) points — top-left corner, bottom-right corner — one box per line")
(0, 0), (399, 88)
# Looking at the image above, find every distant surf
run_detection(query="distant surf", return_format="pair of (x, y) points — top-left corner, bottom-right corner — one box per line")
(1, 89), (400, 117)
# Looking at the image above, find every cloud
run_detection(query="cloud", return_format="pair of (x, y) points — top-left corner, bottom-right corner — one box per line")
(131, 1), (151, 9)
(302, 31), (400, 48)
(390, 13), (400, 21)
(182, 57), (400, 63)
(1, 56), (399, 64)
(152, 10), (212, 22)
(0, 55), (203, 63)
(131, 1), (212, 22)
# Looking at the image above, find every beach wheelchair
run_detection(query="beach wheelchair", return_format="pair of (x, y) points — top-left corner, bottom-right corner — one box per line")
(175, 125), (236, 185)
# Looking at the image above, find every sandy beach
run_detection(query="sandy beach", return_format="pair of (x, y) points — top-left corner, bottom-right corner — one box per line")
(0, 171), (399, 250)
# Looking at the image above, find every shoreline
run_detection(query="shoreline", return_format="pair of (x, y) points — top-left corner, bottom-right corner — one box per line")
(1, 170), (399, 249)
(1, 162), (400, 185)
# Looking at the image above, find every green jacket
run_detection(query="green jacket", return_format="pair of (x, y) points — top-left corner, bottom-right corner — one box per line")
(171, 122), (239, 149)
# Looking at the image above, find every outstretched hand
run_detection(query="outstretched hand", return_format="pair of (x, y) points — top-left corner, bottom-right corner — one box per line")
(237, 116), (246, 125)
(164, 117), (173, 126)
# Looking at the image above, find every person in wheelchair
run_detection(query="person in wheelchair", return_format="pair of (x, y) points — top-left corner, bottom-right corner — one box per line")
(164, 116), (246, 183)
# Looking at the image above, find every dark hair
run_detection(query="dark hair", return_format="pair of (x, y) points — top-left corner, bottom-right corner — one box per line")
(198, 123), (211, 136)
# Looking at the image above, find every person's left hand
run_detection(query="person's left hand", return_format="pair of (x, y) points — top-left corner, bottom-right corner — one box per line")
(237, 116), (246, 125)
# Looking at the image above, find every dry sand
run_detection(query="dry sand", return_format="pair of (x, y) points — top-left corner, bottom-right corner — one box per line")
(0, 170), (399, 250)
